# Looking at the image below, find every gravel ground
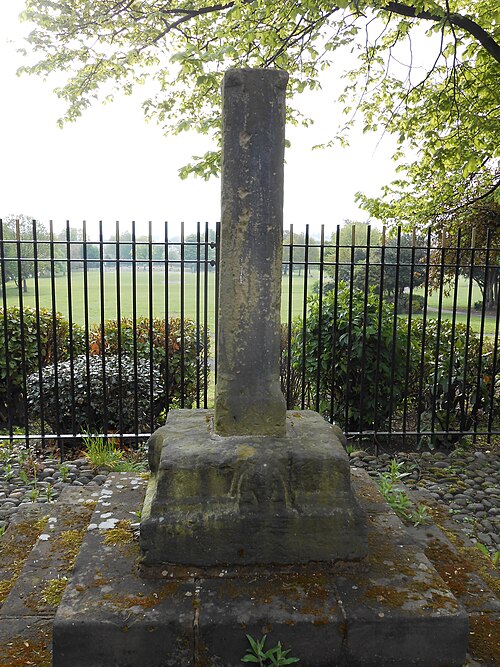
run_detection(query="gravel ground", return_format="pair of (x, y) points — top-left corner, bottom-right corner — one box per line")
(0, 447), (499, 556)
(349, 447), (500, 556)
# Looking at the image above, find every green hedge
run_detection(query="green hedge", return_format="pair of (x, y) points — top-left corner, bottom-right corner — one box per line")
(88, 317), (209, 410)
(401, 318), (499, 447)
(0, 307), (85, 426)
(290, 284), (406, 432)
(27, 354), (163, 435)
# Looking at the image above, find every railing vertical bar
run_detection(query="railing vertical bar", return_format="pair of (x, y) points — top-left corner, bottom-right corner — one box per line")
(444, 228), (462, 437)
(359, 224), (371, 440)
(48, 220), (59, 452)
(82, 221), (92, 434)
(65, 221), (76, 448)
(430, 231), (447, 442)
(300, 225), (310, 410)
(388, 226), (402, 445)
(416, 229), (432, 443)
(473, 229), (491, 438)
(214, 221), (221, 386)
(180, 221), (186, 407)
(344, 225), (356, 436)
(373, 226), (386, 454)
(203, 222), (209, 408)
(462, 229), (476, 435)
(402, 230), (417, 448)
(0, 220), (14, 440)
(31, 221), (46, 449)
(195, 221), (201, 408)
(115, 221), (124, 440)
(286, 223), (294, 409)
(131, 221), (139, 440)
(164, 222), (170, 410)
(14, 221), (30, 448)
(98, 220), (108, 441)
(314, 225), (325, 413)
(329, 225), (341, 424)
(148, 221), (155, 432)
(487, 246), (500, 436)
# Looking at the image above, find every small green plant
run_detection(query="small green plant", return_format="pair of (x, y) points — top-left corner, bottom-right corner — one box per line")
(476, 543), (500, 566)
(110, 459), (146, 473)
(58, 464), (70, 482)
(19, 469), (29, 485)
(0, 526), (5, 538)
(0, 439), (14, 462)
(3, 463), (14, 481)
(377, 473), (429, 527)
(242, 634), (299, 666)
(387, 458), (411, 483)
(29, 486), (40, 503)
(83, 435), (124, 469)
(411, 504), (431, 527)
(45, 483), (55, 503)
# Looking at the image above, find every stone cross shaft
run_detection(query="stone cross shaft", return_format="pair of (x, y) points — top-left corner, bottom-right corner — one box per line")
(214, 68), (288, 437)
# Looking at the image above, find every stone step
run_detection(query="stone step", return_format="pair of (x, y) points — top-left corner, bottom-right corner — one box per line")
(405, 487), (500, 666)
(51, 470), (470, 667)
(0, 486), (99, 667)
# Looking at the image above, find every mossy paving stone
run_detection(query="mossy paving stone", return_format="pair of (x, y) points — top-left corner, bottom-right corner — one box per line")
(402, 488), (500, 665)
(0, 487), (98, 666)
(336, 471), (469, 667)
(0, 486), (98, 617)
(53, 473), (194, 667)
(53, 471), (470, 666)
(0, 505), (48, 607)
(0, 618), (52, 667)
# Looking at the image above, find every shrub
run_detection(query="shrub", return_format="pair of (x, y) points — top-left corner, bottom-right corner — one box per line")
(290, 283), (406, 432)
(280, 324), (302, 409)
(88, 317), (208, 409)
(27, 354), (163, 436)
(400, 318), (499, 447)
(0, 307), (85, 426)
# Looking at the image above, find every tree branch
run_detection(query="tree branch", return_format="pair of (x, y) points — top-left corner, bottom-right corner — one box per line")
(384, 2), (500, 64)
(442, 178), (500, 216)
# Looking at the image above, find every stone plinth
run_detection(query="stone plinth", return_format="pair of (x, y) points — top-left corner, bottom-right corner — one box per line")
(52, 472), (469, 667)
(140, 409), (367, 566)
(214, 68), (288, 437)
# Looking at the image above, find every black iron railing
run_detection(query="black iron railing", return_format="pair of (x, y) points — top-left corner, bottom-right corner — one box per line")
(0, 219), (498, 457)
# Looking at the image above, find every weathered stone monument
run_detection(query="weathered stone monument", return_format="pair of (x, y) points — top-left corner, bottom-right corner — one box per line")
(50, 69), (469, 667)
(140, 68), (367, 566)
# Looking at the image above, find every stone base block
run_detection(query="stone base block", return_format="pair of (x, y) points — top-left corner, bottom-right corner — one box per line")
(140, 409), (367, 566)
(52, 472), (468, 667)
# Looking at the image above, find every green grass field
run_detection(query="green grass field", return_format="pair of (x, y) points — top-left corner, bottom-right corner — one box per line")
(1, 269), (319, 332)
(2, 270), (496, 334)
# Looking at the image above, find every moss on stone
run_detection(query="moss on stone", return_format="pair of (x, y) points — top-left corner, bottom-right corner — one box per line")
(469, 615), (500, 664)
(102, 519), (134, 546)
(0, 626), (52, 667)
(40, 576), (69, 607)
(0, 515), (48, 604)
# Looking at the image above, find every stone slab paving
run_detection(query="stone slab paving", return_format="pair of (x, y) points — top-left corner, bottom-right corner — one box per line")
(51, 471), (468, 667)
(0, 486), (98, 667)
(405, 486), (500, 666)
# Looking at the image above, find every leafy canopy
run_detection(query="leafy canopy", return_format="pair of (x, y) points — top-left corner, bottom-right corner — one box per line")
(19, 0), (500, 223)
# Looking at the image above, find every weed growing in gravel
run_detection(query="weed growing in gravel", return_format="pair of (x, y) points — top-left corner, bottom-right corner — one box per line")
(58, 464), (70, 482)
(377, 460), (430, 527)
(476, 543), (500, 567)
(83, 435), (124, 469)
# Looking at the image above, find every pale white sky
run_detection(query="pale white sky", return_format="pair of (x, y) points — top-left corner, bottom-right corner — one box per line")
(0, 2), (400, 240)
